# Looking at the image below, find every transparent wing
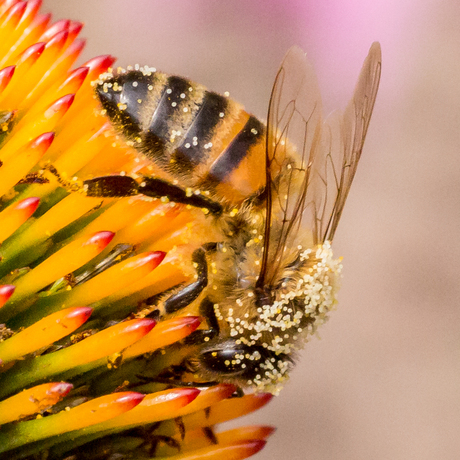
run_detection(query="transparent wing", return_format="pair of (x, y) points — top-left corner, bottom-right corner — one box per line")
(257, 43), (381, 288)
(257, 46), (323, 288)
(314, 42), (382, 242)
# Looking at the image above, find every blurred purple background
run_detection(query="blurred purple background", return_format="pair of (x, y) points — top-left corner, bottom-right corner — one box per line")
(42, 1), (460, 459)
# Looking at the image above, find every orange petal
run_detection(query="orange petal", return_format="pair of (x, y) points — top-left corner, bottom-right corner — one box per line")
(22, 65), (89, 119)
(101, 253), (190, 309)
(10, 231), (114, 302)
(60, 251), (166, 311)
(95, 388), (200, 431)
(38, 19), (69, 42)
(0, 1), (27, 51)
(0, 193), (103, 270)
(19, 38), (85, 112)
(0, 0), (41, 61)
(0, 94), (73, 162)
(0, 319), (156, 398)
(172, 425), (275, 456)
(0, 381), (73, 425)
(0, 13), (51, 68)
(158, 393), (274, 437)
(0, 64), (15, 91)
(0, 306), (92, 364)
(0, 41), (45, 107)
(124, 316), (201, 359)
(84, 54), (116, 80)
(0, 1), (21, 19)
(155, 440), (267, 460)
(0, 196), (40, 242)
(0, 392), (145, 453)
(0, 131), (54, 196)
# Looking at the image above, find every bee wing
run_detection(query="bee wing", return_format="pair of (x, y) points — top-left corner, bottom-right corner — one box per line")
(314, 42), (382, 242)
(258, 46), (323, 288)
(258, 43), (381, 288)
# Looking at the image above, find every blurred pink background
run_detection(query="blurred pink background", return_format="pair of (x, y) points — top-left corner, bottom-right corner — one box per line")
(42, 1), (460, 459)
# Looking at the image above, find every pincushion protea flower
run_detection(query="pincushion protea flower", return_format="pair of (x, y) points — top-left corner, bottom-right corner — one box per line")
(0, 1), (273, 458)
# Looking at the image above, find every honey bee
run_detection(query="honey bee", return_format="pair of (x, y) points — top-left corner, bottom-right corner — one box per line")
(85, 43), (381, 393)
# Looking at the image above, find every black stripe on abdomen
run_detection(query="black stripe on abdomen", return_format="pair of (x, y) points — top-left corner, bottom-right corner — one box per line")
(174, 91), (228, 167)
(207, 115), (264, 182)
(143, 76), (191, 162)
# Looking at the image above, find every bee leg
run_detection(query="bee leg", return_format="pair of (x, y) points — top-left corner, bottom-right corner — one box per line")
(138, 176), (222, 215)
(163, 247), (208, 314)
(82, 175), (223, 215)
(81, 174), (140, 197)
(183, 297), (220, 344)
(38, 167), (222, 214)
(200, 297), (220, 337)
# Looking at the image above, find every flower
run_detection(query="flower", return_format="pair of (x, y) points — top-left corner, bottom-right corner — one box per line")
(0, 1), (273, 458)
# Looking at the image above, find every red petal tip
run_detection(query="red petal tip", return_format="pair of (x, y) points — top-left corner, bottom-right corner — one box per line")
(34, 12), (51, 26)
(0, 65), (15, 79)
(180, 387), (201, 403)
(22, 0), (42, 20)
(70, 66), (90, 80)
(18, 42), (46, 61)
(51, 382), (73, 396)
(32, 131), (55, 150)
(66, 306), (93, 322)
(48, 93), (75, 114)
(69, 38), (86, 53)
(84, 54), (117, 74)
(152, 250), (167, 264)
(7, 1), (27, 19)
(140, 251), (167, 270)
(255, 393), (275, 405)
(116, 391), (145, 408)
(86, 230), (115, 249)
(243, 439), (267, 455)
(45, 29), (68, 49)
(0, 284), (15, 306)
(134, 318), (157, 333)
(215, 383), (238, 396)
(0, 284), (15, 298)
(263, 426), (277, 437)
(68, 21), (83, 36)
(181, 315), (202, 329)
(14, 196), (40, 212)
(40, 19), (70, 41)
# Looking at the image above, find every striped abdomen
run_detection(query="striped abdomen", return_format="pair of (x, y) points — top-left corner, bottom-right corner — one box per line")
(95, 66), (267, 204)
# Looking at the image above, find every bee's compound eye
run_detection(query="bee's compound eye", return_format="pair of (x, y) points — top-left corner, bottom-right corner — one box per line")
(199, 347), (247, 376)
(198, 345), (293, 388)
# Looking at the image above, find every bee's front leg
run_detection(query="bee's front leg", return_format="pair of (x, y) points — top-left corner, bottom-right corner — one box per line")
(82, 175), (222, 214)
(183, 297), (220, 345)
(163, 247), (209, 314)
(162, 244), (221, 340)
